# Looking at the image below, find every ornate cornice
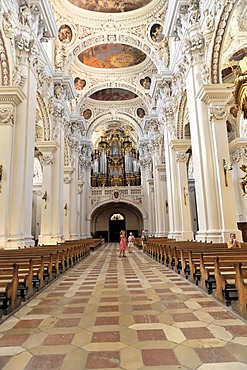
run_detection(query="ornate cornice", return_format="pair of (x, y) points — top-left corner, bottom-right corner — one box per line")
(197, 83), (232, 104)
(0, 86), (26, 105)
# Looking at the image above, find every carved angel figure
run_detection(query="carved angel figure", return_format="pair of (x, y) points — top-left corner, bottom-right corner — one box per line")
(3, 11), (14, 41)
(240, 164), (247, 196)
(19, 2), (33, 28)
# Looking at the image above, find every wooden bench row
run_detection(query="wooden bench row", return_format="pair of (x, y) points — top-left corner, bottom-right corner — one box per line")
(144, 238), (247, 319)
(0, 239), (93, 317)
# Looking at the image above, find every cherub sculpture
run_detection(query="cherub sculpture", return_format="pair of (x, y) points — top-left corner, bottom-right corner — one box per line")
(240, 164), (247, 196)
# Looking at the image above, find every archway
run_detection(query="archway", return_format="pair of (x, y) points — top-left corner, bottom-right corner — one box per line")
(90, 201), (145, 242)
(109, 213), (125, 242)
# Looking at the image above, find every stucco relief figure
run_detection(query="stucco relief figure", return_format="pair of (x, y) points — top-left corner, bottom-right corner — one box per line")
(240, 164), (247, 196)
(161, 37), (169, 67)
(12, 64), (24, 86)
(188, 0), (200, 25)
(19, 2), (33, 28)
(3, 11), (14, 42)
(55, 44), (66, 70)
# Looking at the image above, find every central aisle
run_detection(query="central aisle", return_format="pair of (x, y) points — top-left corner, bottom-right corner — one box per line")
(0, 243), (247, 370)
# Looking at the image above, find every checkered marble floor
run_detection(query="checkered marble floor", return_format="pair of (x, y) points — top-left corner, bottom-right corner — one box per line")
(0, 243), (247, 370)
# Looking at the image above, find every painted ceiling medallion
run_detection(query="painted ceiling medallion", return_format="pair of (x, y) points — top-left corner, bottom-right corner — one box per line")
(78, 44), (146, 68)
(67, 0), (153, 13)
(90, 88), (137, 101)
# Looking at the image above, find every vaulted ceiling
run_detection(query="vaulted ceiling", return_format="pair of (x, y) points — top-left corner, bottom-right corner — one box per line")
(51, 0), (168, 145)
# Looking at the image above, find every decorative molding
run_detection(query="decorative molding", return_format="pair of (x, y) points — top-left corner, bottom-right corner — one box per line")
(0, 109), (14, 125)
(0, 31), (10, 86)
(176, 152), (189, 163)
(211, 0), (236, 84)
(40, 154), (54, 166)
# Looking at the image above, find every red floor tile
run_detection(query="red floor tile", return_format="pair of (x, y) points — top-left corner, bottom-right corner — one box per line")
(142, 349), (179, 366)
(100, 297), (118, 302)
(43, 334), (74, 345)
(134, 315), (160, 323)
(224, 325), (247, 337)
(25, 354), (65, 370)
(63, 306), (85, 314)
(171, 313), (198, 322)
(97, 305), (119, 312)
(0, 334), (29, 346)
(95, 316), (119, 325)
(137, 329), (166, 341)
(195, 347), (236, 363)
(14, 320), (43, 328)
(92, 331), (120, 342)
(181, 327), (214, 339)
(0, 356), (12, 368)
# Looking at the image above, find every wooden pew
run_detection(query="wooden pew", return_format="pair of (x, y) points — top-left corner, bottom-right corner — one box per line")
(144, 238), (247, 319)
(233, 263), (247, 319)
(0, 240), (91, 316)
(214, 257), (247, 306)
(0, 264), (20, 314)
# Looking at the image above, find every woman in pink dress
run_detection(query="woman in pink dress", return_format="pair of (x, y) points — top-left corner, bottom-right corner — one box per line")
(119, 230), (127, 258)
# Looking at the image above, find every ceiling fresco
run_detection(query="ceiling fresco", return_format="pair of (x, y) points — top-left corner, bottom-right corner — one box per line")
(78, 44), (146, 68)
(89, 88), (138, 101)
(67, 0), (153, 13)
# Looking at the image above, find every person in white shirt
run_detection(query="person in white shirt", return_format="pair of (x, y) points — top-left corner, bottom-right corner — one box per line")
(128, 232), (135, 253)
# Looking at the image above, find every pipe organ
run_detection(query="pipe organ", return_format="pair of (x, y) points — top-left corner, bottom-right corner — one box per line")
(91, 130), (141, 187)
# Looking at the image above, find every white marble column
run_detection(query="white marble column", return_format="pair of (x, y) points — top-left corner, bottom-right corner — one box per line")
(69, 156), (79, 240)
(152, 158), (167, 237)
(77, 180), (84, 238)
(164, 124), (175, 239)
(147, 179), (156, 235)
(170, 140), (194, 241)
(230, 139), (247, 224)
(49, 83), (69, 244)
(80, 168), (91, 238)
(7, 35), (38, 248)
(79, 145), (92, 238)
(156, 165), (168, 237)
(183, 30), (222, 242)
(0, 87), (26, 248)
(198, 85), (242, 242)
(36, 142), (59, 245)
(63, 166), (73, 241)
(140, 164), (151, 232)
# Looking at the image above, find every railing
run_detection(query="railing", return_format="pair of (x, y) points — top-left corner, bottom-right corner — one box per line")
(90, 186), (143, 206)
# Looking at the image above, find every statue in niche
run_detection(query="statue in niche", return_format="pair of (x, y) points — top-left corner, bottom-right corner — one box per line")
(240, 164), (247, 196)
